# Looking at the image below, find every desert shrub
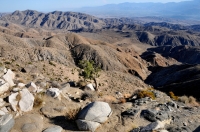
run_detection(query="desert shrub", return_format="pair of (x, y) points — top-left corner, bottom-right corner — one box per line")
(136, 89), (156, 100)
(78, 60), (101, 91)
(188, 96), (199, 106)
(178, 95), (189, 104)
(169, 91), (179, 101)
(178, 95), (199, 106)
(78, 60), (101, 80)
(65, 108), (81, 121)
(34, 93), (44, 108)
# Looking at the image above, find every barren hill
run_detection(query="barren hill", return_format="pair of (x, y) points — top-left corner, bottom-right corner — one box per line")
(0, 10), (106, 30)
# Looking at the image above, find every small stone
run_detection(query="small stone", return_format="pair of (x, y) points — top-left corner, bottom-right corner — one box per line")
(12, 88), (21, 92)
(46, 88), (60, 98)
(85, 83), (95, 91)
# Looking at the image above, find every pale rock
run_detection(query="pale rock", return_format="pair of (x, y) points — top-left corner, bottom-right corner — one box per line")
(78, 101), (112, 123)
(0, 82), (9, 95)
(25, 82), (38, 93)
(159, 130), (169, 132)
(19, 89), (34, 112)
(18, 83), (25, 88)
(116, 91), (123, 99)
(76, 119), (101, 132)
(85, 83), (95, 91)
(76, 101), (112, 131)
(9, 92), (19, 111)
(0, 107), (8, 115)
(0, 110), (5, 115)
(3, 69), (15, 87)
(3, 68), (7, 74)
(0, 114), (15, 132)
(12, 88), (21, 92)
(46, 88), (60, 98)
(141, 121), (165, 132)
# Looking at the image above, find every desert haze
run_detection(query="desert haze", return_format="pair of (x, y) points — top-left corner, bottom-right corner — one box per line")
(0, 1), (200, 132)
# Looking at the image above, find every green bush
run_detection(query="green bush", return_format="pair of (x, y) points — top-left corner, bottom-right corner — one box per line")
(78, 60), (100, 80)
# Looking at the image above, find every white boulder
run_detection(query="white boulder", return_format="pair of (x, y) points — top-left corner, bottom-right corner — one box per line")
(9, 92), (19, 111)
(19, 89), (34, 112)
(3, 69), (15, 87)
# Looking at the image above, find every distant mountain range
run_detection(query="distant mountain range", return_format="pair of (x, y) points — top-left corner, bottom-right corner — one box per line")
(75, 0), (200, 20)
(0, 10), (106, 30)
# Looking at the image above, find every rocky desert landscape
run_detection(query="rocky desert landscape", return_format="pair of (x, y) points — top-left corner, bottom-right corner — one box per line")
(0, 9), (200, 132)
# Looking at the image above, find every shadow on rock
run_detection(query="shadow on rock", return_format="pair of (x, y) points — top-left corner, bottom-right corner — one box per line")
(49, 116), (79, 131)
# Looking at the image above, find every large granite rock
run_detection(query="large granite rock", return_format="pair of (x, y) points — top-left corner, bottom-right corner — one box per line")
(0, 114), (15, 132)
(76, 101), (112, 132)
(19, 89), (34, 112)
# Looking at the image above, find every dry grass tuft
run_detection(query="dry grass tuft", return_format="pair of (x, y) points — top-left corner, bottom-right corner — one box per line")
(136, 89), (156, 100)
(34, 93), (44, 108)
(169, 91), (179, 101)
(178, 95), (199, 106)
(16, 93), (22, 101)
(66, 108), (81, 121)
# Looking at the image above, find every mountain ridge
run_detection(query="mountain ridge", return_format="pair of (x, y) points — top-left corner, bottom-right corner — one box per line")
(75, 0), (200, 20)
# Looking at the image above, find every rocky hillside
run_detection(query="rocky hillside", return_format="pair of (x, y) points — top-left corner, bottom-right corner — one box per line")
(0, 31), (150, 80)
(0, 10), (106, 30)
(0, 66), (200, 132)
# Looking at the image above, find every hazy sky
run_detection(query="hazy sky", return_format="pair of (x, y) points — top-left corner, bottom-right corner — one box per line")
(0, 0), (191, 12)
